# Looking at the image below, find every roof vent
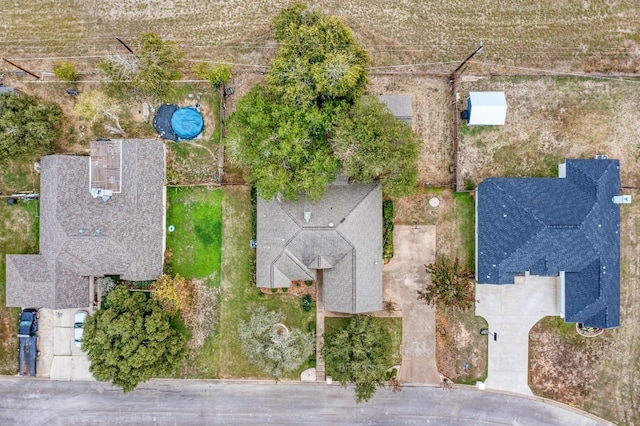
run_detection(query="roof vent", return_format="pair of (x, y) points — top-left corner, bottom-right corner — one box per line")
(328, 221), (335, 227)
(304, 211), (311, 222)
(613, 195), (632, 204)
(78, 229), (84, 235)
(595, 154), (608, 160)
(95, 229), (102, 235)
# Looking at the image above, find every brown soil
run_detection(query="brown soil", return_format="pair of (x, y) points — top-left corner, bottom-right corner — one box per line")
(436, 308), (487, 384)
(259, 280), (317, 302)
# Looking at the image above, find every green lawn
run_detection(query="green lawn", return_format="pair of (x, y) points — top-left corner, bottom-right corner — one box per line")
(166, 186), (222, 284)
(0, 200), (39, 374)
(172, 186), (315, 379)
(452, 192), (475, 271)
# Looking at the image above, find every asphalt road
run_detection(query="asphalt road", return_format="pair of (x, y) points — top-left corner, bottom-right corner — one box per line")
(0, 378), (608, 426)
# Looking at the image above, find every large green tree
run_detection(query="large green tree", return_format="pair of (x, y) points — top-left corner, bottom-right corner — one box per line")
(98, 32), (183, 98)
(82, 285), (187, 392)
(0, 93), (62, 162)
(322, 316), (391, 402)
(225, 85), (340, 200)
(331, 96), (419, 197)
(238, 306), (315, 379)
(269, 4), (369, 108)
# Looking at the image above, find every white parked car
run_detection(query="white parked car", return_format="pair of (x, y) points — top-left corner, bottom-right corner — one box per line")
(74, 311), (88, 348)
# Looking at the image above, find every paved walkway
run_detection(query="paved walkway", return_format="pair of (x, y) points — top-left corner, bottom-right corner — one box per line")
(383, 225), (440, 385)
(475, 275), (560, 395)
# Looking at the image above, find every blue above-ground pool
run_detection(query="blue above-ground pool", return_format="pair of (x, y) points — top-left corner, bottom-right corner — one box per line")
(171, 107), (204, 140)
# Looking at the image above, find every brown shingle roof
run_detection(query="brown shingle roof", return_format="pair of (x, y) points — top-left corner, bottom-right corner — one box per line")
(5, 139), (165, 309)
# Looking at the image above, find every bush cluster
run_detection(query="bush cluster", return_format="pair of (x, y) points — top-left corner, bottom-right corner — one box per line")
(301, 294), (313, 312)
(382, 200), (394, 259)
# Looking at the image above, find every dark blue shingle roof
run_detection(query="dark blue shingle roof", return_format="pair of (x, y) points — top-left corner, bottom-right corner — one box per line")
(477, 159), (621, 328)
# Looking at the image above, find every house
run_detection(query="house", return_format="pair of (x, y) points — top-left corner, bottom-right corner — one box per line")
(6, 139), (166, 309)
(257, 181), (383, 314)
(377, 95), (413, 123)
(476, 159), (621, 328)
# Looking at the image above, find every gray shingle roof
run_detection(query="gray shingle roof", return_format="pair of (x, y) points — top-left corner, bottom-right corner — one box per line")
(6, 139), (166, 309)
(257, 183), (383, 314)
(476, 159), (621, 328)
(377, 95), (412, 122)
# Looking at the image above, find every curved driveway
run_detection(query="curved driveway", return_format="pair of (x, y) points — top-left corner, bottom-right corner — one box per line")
(0, 378), (609, 425)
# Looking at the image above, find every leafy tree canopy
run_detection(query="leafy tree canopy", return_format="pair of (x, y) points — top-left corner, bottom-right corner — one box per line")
(52, 60), (80, 82)
(98, 32), (183, 99)
(268, 4), (369, 108)
(331, 96), (419, 197)
(322, 316), (391, 402)
(418, 255), (475, 311)
(226, 85), (340, 200)
(82, 285), (187, 392)
(0, 93), (62, 162)
(193, 62), (232, 88)
(238, 306), (315, 379)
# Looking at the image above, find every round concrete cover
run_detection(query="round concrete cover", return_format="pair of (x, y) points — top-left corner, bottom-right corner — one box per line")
(429, 197), (440, 207)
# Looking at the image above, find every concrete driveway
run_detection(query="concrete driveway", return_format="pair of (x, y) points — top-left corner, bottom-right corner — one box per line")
(37, 308), (94, 381)
(383, 225), (440, 385)
(475, 275), (560, 395)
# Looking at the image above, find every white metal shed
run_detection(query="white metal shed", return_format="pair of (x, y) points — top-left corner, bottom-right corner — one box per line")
(466, 92), (507, 125)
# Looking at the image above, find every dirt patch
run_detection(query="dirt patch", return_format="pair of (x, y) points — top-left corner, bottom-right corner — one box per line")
(436, 307), (487, 384)
(529, 318), (613, 408)
(456, 77), (640, 188)
(259, 280), (317, 302)
(367, 76), (452, 186)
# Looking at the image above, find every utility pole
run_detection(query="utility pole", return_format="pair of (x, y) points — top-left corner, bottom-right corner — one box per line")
(115, 37), (138, 58)
(449, 42), (484, 192)
(450, 41), (484, 81)
(1, 58), (40, 79)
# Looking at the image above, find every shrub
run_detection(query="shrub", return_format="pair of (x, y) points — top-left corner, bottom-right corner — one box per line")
(193, 62), (232, 88)
(304, 280), (313, 287)
(301, 294), (313, 312)
(308, 321), (316, 333)
(96, 276), (117, 297)
(53, 60), (80, 82)
(282, 287), (288, 293)
(418, 255), (475, 312)
(382, 200), (395, 259)
(271, 288), (278, 293)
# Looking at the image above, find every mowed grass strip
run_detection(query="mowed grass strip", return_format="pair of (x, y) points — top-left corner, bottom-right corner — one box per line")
(0, 200), (39, 374)
(209, 186), (315, 379)
(166, 186), (222, 283)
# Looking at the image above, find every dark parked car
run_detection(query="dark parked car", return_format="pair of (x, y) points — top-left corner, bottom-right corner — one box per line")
(18, 308), (38, 338)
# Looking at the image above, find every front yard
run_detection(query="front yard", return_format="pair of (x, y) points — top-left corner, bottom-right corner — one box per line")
(167, 186), (315, 379)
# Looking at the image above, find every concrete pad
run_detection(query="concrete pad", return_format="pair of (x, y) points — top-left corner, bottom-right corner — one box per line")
(300, 368), (316, 382)
(50, 357), (94, 381)
(384, 225), (440, 385)
(476, 275), (560, 395)
(398, 304), (440, 385)
(53, 328), (73, 356)
(383, 226), (435, 306)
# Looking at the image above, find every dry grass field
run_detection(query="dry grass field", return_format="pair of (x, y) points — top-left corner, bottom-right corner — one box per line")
(0, 1), (639, 74)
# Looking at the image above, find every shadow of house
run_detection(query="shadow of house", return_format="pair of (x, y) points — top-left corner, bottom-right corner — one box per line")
(6, 139), (166, 309)
(257, 182), (383, 314)
(476, 159), (622, 328)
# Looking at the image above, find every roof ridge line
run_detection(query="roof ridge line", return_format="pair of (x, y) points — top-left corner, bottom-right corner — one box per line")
(340, 183), (379, 225)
